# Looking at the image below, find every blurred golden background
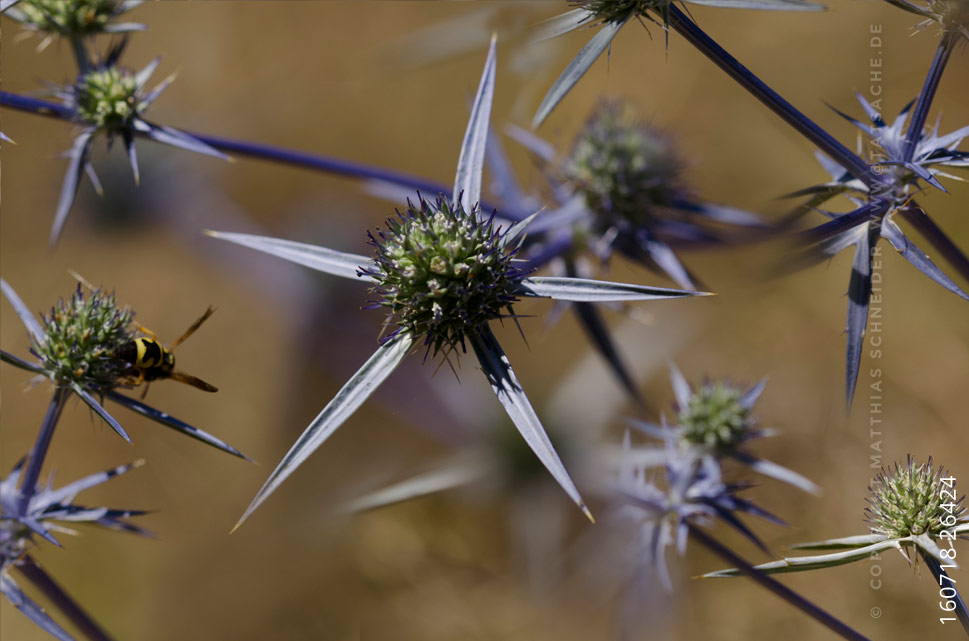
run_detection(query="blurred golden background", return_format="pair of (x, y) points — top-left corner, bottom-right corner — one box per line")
(2, 2), (968, 640)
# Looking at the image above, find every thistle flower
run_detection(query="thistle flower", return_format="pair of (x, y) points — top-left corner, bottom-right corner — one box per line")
(621, 366), (819, 494)
(527, 102), (766, 290)
(530, 0), (822, 127)
(360, 195), (530, 358)
(34, 283), (136, 393)
(1, 458), (150, 553)
(606, 432), (782, 591)
(485, 103), (763, 406)
(209, 37), (709, 529)
(45, 40), (228, 245)
(704, 456), (969, 591)
(867, 457), (966, 540)
(565, 103), (686, 226)
(1, 277), (249, 459)
(2, 0), (144, 38)
(790, 96), (968, 408)
(882, 0), (969, 39)
(1, 457), (149, 641)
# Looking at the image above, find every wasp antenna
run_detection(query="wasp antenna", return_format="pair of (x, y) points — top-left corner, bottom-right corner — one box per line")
(67, 269), (98, 292)
(169, 306), (216, 351)
(169, 370), (218, 393)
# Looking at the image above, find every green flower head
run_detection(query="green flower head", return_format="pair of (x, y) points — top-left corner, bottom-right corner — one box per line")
(576, 0), (657, 24)
(362, 196), (528, 357)
(678, 381), (754, 453)
(866, 457), (966, 539)
(564, 102), (687, 230)
(934, 0), (969, 36)
(7, 0), (135, 36)
(74, 65), (144, 132)
(35, 284), (135, 391)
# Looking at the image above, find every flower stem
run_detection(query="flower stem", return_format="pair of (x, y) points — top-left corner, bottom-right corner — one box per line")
(70, 36), (91, 75)
(17, 387), (70, 516)
(0, 91), (457, 200)
(919, 548), (969, 634)
(903, 33), (957, 163)
(688, 521), (872, 641)
(17, 555), (116, 641)
(666, 6), (876, 188)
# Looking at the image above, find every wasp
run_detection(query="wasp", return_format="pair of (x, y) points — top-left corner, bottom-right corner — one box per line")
(115, 307), (219, 395)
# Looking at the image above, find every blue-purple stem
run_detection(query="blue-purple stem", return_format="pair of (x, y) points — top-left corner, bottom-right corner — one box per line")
(0, 91), (453, 198)
(70, 36), (91, 75)
(17, 555), (116, 641)
(920, 548), (969, 634)
(17, 387), (69, 516)
(667, 6), (876, 188)
(901, 202), (969, 285)
(903, 33), (956, 163)
(800, 199), (890, 243)
(687, 522), (871, 641)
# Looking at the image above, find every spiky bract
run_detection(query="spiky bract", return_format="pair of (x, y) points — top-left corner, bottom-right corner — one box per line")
(362, 196), (528, 357)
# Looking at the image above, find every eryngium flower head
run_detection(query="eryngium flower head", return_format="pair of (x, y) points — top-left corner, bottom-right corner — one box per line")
(5, 0), (137, 36)
(0, 458), (149, 562)
(362, 196), (528, 356)
(564, 103), (687, 230)
(866, 457), (966, 538)
(35, 284), (135, 391)
(73, 65), (144, 132)
(883, 0), (969, 38)
(934, 0), (969, 36)
(678, 381), (754, 453)
(576, 0), (655, 24)
(827, 96), (968, 206)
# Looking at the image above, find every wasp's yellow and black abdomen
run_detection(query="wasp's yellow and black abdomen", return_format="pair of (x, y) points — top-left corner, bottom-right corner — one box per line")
(117, 337), (175, 381)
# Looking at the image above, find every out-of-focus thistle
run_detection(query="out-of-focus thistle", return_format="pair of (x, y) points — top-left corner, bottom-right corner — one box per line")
(624, 366), (819, 493)
(0, 277), (250, 459)
(566, 104), (687, 230)
(493, 102), (762, 407)
(209, 37), (710, 530)
(0, 458), (150, 553)
(789, 94), (968, 409)
(1, 458), (150, 641)
(530, 0), (822, 127)
(882, 0), (969, 40)
(516, 102), (766, 290)
(2, 0), (144, 41)
(605, 432), (783, 591)
(704, 457), (969, 630)
(43, 40), (228, 246)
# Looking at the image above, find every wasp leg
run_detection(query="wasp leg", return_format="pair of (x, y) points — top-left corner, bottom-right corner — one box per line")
(135, 324), (158, 341)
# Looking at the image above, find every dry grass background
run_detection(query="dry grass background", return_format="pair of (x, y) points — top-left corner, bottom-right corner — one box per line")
(2, 2), (968, 640)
